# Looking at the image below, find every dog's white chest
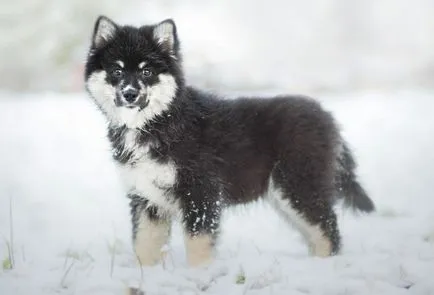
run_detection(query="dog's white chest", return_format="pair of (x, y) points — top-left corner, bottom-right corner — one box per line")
(117, 130), (177, 211)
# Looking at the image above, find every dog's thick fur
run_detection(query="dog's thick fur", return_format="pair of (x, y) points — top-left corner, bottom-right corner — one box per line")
(85, 16), (375, 266)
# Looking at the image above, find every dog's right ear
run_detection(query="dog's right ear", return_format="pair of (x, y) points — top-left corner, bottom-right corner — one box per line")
(92, 16), (118, 49)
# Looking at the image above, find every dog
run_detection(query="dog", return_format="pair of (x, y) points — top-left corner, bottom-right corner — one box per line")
(84, 16), (375, 267)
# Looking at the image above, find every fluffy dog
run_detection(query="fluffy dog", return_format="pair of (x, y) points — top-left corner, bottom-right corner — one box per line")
(84, 16), (374, 266)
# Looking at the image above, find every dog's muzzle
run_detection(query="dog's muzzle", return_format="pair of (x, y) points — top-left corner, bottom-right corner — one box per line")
(118, 87), (149, 109)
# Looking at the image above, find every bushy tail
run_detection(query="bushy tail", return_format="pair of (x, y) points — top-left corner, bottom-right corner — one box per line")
(335, 141), (375, 213)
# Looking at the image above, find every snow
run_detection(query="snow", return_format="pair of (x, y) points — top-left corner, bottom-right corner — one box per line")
(0, 89), (434, 294)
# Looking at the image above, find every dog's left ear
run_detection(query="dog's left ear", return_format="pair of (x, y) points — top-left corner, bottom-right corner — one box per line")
(153, 19), (178, 54)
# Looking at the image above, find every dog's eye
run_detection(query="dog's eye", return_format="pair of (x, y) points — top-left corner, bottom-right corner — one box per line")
(141, 68), (153, 78)
(112, 69), (124, 78)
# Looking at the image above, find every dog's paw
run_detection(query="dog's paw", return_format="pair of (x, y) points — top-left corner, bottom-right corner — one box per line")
(126, 287), (144, 295)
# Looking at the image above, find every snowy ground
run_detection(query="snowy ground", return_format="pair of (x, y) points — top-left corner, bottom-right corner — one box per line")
(0, 89), (433, 294)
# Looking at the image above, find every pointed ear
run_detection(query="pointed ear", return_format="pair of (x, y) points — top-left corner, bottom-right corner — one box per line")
(153, 19), (178, 53)
(92, 16), (118, 48)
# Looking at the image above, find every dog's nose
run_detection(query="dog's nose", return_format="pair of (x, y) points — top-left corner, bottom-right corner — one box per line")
(122, 88), (139, 103)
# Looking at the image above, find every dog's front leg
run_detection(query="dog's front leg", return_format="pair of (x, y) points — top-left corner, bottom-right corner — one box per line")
(181, 196), (222, 267)
(129, 194), (171, 266)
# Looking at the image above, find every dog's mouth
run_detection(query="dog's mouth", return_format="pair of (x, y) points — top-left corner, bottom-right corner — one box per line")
(116, 95), (150, 110)
(125, 99), (150, 110)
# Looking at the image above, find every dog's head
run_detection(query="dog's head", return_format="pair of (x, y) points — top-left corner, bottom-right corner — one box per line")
(85, 16), (183, 128)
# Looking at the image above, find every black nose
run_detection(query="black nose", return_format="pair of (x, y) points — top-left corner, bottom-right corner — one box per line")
(122, 89), (139, 103)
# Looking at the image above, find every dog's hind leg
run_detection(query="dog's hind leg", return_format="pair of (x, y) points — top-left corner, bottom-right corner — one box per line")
(268, 169), (341, 257)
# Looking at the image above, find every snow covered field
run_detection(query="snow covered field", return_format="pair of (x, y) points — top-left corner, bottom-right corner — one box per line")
(0, 89), (433, 294)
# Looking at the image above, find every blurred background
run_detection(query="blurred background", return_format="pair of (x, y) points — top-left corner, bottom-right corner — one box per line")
(1, 0), (434, 95)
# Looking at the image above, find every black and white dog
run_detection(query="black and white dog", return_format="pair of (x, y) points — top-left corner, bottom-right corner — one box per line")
(84, 16), (374, 267)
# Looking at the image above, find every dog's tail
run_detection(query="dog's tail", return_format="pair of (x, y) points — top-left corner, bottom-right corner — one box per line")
(335, 141), (375, 213)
